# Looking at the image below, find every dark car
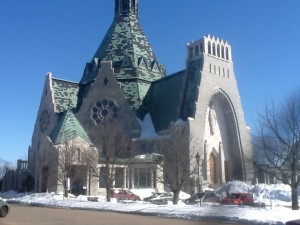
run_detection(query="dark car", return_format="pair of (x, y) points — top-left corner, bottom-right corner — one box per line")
(185, 191), (219, 204)
(220, 193), (254, 206)
(0, 198), (10, 217)
(111, 189), (140, 201)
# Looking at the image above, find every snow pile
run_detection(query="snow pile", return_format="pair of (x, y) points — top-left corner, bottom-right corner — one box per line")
(220, 181), (299, 206)
(251, 183), (292, 203)
(1, 182), (300, 224)
(219, 180), (252, 194)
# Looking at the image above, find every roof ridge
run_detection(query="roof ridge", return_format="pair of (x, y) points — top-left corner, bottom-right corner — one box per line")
(52, 77), (79, 84)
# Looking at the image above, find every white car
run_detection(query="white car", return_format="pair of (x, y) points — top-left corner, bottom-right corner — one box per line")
(144, 192), (174, 205)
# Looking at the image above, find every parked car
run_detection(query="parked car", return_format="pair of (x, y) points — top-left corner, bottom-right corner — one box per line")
(185, 191), (220, 205)
(0, 198), (10, 217)
(144, 192), (173, 205)
(144, 192), (166, 202)
(220, 193), (254, 206)
(111, 189), (140, 201)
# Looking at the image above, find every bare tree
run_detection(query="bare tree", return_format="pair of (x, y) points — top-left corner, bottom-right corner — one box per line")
(0, 158), (14, 180)
(255, 91), (300, 210)
(56, 139), (89, 197)
(88, 120), (133, 202)
(156, 126), (202, 205)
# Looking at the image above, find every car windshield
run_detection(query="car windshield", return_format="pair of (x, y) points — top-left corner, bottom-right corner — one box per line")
(229, 194), (240, 199)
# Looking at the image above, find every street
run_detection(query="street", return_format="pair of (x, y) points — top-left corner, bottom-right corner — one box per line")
(0, 204), (245, 225)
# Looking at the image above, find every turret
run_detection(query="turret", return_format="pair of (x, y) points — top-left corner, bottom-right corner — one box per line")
(115, 0), (138, 17)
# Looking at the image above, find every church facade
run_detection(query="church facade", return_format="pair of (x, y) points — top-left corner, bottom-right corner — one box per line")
(28, 0), (253, 195)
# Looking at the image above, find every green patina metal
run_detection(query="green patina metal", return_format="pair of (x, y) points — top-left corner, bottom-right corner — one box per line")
(52, 78), (79, 113)
(181, 58), (203, 119)
(49, 110), (92, 145)
(80, 1), (165, 110)
(139, 70), (186, 131)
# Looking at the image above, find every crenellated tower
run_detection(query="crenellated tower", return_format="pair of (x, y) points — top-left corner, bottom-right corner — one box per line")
(181, 34), (253, 184)
(80, 0), (165, 110)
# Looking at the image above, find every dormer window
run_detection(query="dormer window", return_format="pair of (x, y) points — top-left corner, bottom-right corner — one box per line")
(138, 57), (148, 69)
(151, 61), (160, 72)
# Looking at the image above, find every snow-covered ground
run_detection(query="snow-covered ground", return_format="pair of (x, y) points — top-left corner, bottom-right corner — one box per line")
(1, 181), (300, 225)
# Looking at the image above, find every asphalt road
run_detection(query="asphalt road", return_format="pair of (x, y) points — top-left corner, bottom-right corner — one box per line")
(1, 204), (244, 225)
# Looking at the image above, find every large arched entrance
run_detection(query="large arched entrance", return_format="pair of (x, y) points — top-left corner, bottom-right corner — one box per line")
(203, 89), (245, 184)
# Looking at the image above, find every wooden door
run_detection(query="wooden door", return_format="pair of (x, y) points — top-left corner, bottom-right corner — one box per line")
(209, 153), (216, 183)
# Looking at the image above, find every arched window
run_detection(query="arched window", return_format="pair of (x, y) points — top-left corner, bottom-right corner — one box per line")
(212, 43), (216, 56)
(221, 46), (225, 59)
(217, 44), (220, 57)
(225, 47), (229, 60)
(208, 42), (212, 55)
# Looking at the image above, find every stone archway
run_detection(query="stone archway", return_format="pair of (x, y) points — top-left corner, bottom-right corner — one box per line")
(204, 89), (245, 182)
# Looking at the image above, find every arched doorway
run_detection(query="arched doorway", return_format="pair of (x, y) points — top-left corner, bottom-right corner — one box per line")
(209, 153), (217, 183)
(206, 89), (244, 181)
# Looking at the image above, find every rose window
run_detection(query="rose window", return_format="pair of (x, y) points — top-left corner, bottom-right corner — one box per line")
(91, 99), (118, 125)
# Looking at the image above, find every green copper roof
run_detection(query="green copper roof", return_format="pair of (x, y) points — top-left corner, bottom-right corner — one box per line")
(139, 70), (186, 131)
(181, 58), (203, 119)
(52, 78), (79, 113)
(80, 7), (165, 110)
(49, 110), (92, 145)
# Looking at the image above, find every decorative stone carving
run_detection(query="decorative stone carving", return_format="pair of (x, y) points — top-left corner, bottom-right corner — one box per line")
(209, 103), (217, 135)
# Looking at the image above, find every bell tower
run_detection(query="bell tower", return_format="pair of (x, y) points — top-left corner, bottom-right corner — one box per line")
(115, 0), (138, 17)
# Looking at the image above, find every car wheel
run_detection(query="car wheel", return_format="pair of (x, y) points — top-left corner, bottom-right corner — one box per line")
(0, 206), (8, 217)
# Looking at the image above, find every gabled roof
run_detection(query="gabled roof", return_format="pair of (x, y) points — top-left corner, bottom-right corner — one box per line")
(52, 78), (79, 113)
(49, 110), (92, 145)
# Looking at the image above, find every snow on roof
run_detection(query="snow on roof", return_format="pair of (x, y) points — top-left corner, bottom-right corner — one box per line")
(137, 114), (159, 139)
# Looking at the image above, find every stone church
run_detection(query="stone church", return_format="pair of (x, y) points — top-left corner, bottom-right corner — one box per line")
(28, 0), (253, 195)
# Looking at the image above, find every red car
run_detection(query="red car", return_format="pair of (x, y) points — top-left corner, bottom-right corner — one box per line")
(111, 189), (140, 201)
(220, 193), (254, 206)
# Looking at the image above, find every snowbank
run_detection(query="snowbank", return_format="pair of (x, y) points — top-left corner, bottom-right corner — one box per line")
(1, 181), (300, 225)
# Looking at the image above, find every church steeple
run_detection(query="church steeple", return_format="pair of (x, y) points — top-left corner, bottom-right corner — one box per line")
(80, 0), (165, 110)
(115, 0), (138, 17)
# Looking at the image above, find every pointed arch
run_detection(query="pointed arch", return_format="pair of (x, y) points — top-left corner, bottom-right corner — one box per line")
(208, 41), (212, 55)
(212, 43), (216, 56)
(205, 88), (245, 181)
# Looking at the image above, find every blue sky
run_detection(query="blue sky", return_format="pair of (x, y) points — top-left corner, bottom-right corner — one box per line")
(0, 0), (299, 163)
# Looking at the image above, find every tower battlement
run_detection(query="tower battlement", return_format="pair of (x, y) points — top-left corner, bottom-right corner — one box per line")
(187, 35), (232, 62)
